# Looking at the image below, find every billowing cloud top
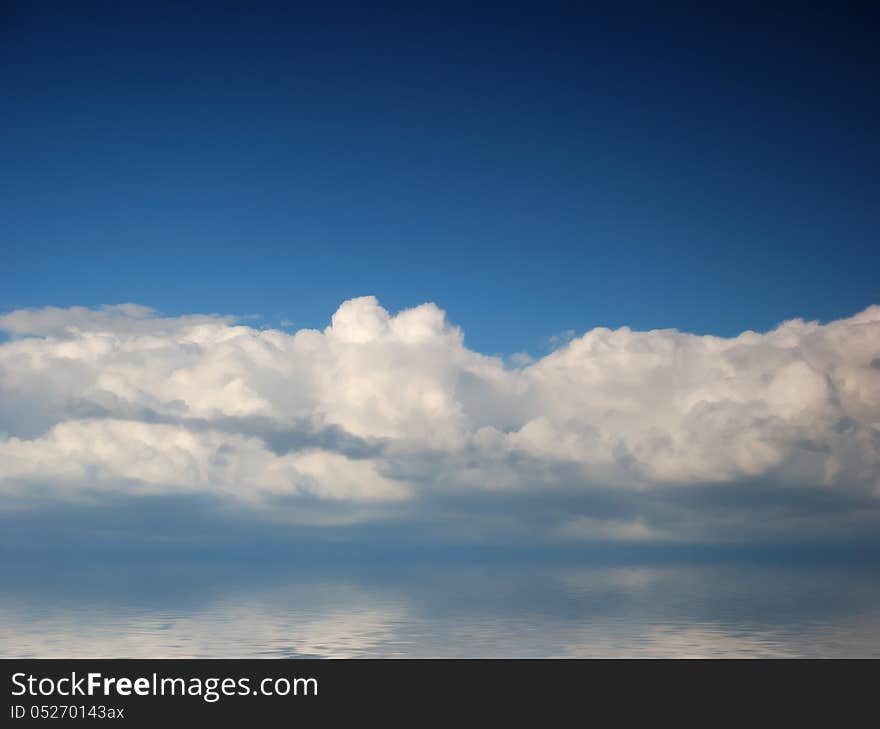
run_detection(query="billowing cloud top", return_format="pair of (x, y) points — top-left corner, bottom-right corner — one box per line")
(1, 298), (879, 545)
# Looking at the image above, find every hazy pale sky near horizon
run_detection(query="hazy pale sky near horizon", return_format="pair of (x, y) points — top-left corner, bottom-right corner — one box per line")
(2, 3), (879, 551)
(3, 2), (878, 356)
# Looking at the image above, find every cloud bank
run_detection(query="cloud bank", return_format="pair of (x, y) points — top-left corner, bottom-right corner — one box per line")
(1, 297), (879, 545)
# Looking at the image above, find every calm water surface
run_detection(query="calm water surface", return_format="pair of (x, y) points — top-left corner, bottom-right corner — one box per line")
(2, 558), (879, 657)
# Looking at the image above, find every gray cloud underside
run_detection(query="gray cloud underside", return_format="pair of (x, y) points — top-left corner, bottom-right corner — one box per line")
(1, 297), (879, 545)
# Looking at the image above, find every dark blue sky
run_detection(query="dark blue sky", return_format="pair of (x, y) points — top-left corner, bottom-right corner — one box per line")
(3, 2), (878, 354)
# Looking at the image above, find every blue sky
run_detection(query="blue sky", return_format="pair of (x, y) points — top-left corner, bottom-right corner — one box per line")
(5, 5), (880, 667)
(3, 2), (878, 355)
(0, 2), (879, 562)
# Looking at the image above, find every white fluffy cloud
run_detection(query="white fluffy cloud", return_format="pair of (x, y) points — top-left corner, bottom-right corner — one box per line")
(1, 297), (879, 543)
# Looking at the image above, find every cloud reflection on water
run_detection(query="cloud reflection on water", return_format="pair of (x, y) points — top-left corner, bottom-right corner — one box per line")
(3, 559), (880, 657)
